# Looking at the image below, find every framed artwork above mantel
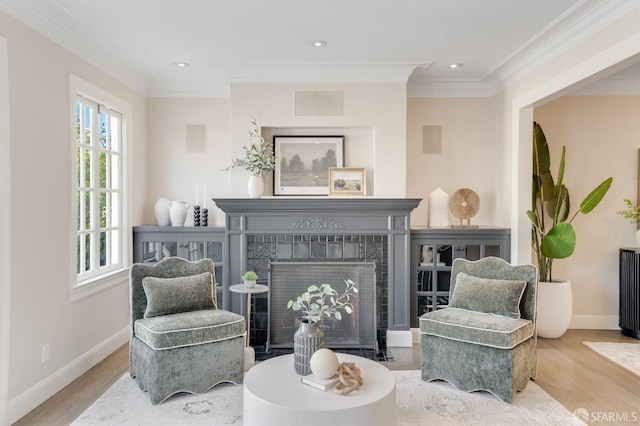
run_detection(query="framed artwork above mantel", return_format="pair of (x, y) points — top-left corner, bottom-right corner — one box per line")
(273, 135), (344, 196)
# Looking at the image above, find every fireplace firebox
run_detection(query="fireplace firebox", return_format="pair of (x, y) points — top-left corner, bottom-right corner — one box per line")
(213, 198), (421, 350)
(268, 261), (377, 350)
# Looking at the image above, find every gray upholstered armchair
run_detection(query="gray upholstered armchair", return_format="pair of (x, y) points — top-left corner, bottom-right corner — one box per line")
(419, 257), (537, 403)
(130, 257), (245, 404)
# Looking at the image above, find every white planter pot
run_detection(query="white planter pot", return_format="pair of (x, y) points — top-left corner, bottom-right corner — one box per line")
(536, 279), (572, 338)
(243, 280), (256, 288)
(635, 229), (640, 247)
(248, 174), (264, 198)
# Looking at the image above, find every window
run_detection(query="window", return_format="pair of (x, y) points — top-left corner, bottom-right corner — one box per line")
(71, 74), (129, 293)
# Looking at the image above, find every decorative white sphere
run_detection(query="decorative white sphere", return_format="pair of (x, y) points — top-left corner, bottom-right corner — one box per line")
(309, 348), (339, 379)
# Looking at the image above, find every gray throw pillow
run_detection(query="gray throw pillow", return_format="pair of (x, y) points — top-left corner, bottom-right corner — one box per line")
(449, 272), (526, 319)
(142, 272), (216, 318)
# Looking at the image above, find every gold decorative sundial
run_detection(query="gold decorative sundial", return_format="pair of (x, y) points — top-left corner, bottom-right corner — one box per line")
(449, 188), (480, 228)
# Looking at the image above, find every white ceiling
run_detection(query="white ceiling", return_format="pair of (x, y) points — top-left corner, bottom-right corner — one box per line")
(1, 0), (639, 97)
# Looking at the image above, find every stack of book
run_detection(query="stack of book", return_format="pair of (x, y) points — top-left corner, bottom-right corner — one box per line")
(301, 374), (339, 391)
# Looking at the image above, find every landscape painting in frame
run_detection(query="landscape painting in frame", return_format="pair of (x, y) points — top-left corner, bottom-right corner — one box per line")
(329, 167), (366, 196)
(274, 135), (344, 195)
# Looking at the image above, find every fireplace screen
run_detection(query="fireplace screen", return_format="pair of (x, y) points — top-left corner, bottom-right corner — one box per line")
(268, 261), (377, 350)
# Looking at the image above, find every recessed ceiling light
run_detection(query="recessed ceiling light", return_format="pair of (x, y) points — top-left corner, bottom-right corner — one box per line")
(448, 63), (462, 69)
(173, 62), (190, 68)
(311, 40), (327, 47)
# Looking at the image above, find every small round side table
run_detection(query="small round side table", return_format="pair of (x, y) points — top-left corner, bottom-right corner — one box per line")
(229, 283), (269, 370)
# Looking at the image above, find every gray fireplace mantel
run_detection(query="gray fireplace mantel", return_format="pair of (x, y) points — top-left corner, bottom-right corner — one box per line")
(214, 197), (422, 336)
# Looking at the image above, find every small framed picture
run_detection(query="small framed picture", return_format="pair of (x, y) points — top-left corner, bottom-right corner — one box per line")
(329, 167), (366, 196)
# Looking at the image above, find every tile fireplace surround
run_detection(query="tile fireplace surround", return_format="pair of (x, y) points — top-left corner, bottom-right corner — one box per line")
(214, 197), (421, 350)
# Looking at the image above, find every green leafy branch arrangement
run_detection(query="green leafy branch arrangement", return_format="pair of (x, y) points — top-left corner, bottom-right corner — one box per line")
(287, 279), (359, 323)
(617, 198), (640, 225)
(226, 118), (276, 176)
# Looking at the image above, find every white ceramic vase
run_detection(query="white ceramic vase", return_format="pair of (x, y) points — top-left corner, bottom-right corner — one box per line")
(154, 198), (171, 226)
(168, 201), (190, 227)
(635, 229), (640, 247)
(536, 279), (572, 338)
(428, 187), (449, 227)
(248, 174), (264, 198)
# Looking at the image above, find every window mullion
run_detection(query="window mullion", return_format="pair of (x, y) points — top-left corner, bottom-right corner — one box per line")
(91, 109), (100, 271)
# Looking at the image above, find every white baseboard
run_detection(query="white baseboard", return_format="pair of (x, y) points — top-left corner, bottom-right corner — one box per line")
(386, 330), (413, 347)
(411, 328), (420, 344)
(569, 314), (620, 331)
(8, 326), (129, 424)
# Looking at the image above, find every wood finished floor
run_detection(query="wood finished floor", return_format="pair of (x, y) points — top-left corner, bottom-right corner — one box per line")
(13, 329), (640, 425)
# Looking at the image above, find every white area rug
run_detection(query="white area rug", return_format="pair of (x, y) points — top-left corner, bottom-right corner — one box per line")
(72, 371), (581, 425)
(584, 341), (640, 376)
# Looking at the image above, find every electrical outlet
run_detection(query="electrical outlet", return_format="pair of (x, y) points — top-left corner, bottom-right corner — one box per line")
(42, 343), (49, 363)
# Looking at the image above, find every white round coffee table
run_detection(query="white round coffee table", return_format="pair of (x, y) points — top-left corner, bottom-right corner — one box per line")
(243, 353), (396, 426)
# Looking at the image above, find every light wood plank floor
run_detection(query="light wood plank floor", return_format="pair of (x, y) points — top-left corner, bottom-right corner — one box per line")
(13, 329), (640, 425)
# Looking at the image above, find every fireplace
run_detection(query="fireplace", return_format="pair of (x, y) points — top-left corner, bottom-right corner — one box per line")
(213, 197), (421, 350)
(268, 261), (377, 350)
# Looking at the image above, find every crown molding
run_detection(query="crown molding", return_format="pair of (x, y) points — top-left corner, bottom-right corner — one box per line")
(484, 0), (640, 96)
(2, 0), (639, 98)
(0, 0), (151, 95)
(407, 80), (492, 98)
(409, 0), (640, 98)
(225, 63), (419, 83)
(147, 80), (231, 98)
(569, 74), (640, 96)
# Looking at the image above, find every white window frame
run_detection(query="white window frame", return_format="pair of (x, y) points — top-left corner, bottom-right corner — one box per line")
(69, 74), (132, 302)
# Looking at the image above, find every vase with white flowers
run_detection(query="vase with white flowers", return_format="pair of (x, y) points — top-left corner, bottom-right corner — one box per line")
(287, 279), (358, 375)
(225, 117), (276, 198)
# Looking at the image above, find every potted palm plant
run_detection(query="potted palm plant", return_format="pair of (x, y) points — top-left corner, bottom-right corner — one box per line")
(528, 122), (612, 338)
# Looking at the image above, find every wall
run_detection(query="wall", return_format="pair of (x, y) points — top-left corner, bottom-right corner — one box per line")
(497, 7), (640, 270)
(534, 96), (640, 326)
(146, 98), (230, 226)
(1, 34), (11, 426)
(145, 83), (408, 224)
(0, 11), (147, 423)
(406, 97), (500, 227)
(228, 83), (407, 198)
(493, 7), (640, 329)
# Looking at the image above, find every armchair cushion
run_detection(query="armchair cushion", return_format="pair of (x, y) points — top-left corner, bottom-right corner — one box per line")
(449, 272), (526, 319)
(142, 272), (215, 318)
(134, 309), (245, 350)
(420, 308), (534, 349)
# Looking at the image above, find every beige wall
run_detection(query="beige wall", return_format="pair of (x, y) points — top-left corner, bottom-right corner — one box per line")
(146, 84), (408, 226)
(534, 96), (640, 323)
(228, 83), (407, 198)
(494, 7), (640, 268)
(1, 11), (147, 422)
(406, 98), (501, 227)
(146, 98), (231, 226)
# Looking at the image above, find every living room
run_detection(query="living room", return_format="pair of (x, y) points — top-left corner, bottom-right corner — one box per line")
(2, 1), (640, 424)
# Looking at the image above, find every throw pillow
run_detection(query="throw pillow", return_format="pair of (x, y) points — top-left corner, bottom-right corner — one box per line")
(142, 272), (216, 318)
(449, 272), (526, 319)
